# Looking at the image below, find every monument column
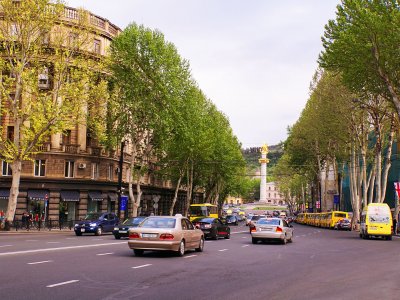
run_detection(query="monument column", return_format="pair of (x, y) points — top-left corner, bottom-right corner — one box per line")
(259, 144), (269, 203)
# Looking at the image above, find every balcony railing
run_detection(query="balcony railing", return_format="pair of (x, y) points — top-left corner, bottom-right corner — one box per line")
(63, 144), (80, 154)
(36, 143), (51, 152)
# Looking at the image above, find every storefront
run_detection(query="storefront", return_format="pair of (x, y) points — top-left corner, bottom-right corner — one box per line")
(108, 192), (117, 212)
(0, 189), (9, 218)
(88, 191), (105, 213)
(59, 190), (80, 222)
(27, 189), (49, 221)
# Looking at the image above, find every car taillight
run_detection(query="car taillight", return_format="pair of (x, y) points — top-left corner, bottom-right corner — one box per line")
(250, 226), (256, 232)
(160, 233), (174, 240)
(129, 232), (140, 239)
(276, 227), (283, 233)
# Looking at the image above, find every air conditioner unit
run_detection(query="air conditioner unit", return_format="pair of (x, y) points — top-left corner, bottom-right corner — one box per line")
(78, 163), (86, 169)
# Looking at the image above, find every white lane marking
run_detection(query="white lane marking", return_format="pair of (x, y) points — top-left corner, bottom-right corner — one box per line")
(47, 280), (79, 288)
(96, 252), (114, 256)
(92, 239), (104, 241)
(184, 255), (197, 259)
(218, 249), (228, 252)
(0, 242), (126, 256)
(205, 241), (213, 243)
(28, 260), (53, 265)
(231, 231), (249, 234)
(65, 238), (76, 240)
(242, 237), (247, 239)
(310, 254), (315, 259)
(242, 245), (249, 248)
(0, 245), (12, 248)
(132, 264), (152, 269)
(47, 242), (61, 244)
(26, 240), (39, 242)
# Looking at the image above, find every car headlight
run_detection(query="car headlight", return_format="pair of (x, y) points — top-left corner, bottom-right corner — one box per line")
(113, 227), (118, 230)
(89, 223), (97, 227)
(74, 224), (78, 227)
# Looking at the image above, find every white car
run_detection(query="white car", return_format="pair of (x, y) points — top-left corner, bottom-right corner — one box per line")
(250, 218), (294, 245)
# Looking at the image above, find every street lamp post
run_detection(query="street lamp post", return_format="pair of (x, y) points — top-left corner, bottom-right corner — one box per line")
(117, 141), (125, 220)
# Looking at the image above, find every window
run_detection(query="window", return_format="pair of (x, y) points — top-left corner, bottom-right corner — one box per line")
(62, 130), (71, 145)
(68, 32), (78, 48)
(65, 161), (74, 178)
(7, 126), (14, 141)
(34, 159), (46, 177)
(38, 67), (49, 89)
(91, 163), (99, 180)
(93, 39), (101, 54)
(107, 164), (114, 181)
(2, 161), (12, 176)
(10, 23), (18, 37)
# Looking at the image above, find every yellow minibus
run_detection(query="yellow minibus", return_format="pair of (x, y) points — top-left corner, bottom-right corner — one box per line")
(360, 203), (392, 240)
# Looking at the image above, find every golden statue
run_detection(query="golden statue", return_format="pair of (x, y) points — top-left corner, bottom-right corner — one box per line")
(261, 143), (269, 154)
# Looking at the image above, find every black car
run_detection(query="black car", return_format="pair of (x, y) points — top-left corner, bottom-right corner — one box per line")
(74, 212), (119, 236)
(225, 215), (239, 226)
(192, 217), (230, 240)
(112, 216), (147, 239)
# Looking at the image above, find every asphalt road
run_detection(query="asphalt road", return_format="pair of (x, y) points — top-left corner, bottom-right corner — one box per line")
(1, 224), (399, 300)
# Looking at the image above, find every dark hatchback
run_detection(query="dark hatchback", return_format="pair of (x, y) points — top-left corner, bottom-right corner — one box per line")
(225, 215), (239, 226)
(112, 216), (147, 239)
(192, 217), (230, 240)
(74, 212), (119, 236)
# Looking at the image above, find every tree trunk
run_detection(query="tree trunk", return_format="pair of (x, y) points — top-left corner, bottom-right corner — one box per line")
(169, 173), (183, 216)
(380, 116), (395, 202)
(5, 160), (22, 222)
(133, 168), (142, 217)
(128, 143), (137, 217)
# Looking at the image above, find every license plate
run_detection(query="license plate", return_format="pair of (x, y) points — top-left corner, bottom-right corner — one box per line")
(119, 230), (127, 233)
(142, 233), (157, 238)
(81, 228), (85, 232)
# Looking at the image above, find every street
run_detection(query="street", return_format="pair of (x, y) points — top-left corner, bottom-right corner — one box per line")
(1, 224), (399, 300)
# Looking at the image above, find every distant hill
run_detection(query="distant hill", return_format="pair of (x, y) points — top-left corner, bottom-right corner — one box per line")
(242, 143), (284, 179)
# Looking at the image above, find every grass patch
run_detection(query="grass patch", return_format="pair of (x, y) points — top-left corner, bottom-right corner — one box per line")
(252, 206), (286, 211)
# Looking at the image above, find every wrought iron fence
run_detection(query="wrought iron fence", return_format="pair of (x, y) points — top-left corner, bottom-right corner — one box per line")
(0, 219), (75, 231)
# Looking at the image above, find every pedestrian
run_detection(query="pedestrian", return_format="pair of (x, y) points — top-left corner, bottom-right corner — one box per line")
(21, 212), (27, 229)
(393, 218), (397, 235)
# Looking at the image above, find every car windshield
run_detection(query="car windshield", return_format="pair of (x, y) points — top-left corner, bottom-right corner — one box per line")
(258, 219), (280, 225)
(227, 216), (236, 221)
(123, 217), (145, 225)
(84, 213), (102, 220)
(140, 217), (176, 228)
(251, 216), (261, 221)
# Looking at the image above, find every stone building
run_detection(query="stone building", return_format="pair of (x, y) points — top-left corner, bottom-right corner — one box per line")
(0, 5), (193, 223)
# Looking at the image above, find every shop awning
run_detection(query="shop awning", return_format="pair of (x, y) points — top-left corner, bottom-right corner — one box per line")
(0, 189), (9, 200)
(28, 189), (49, 201)
(60, 190), (80, 202)
(88, 191), (105, 201)
(108, 193), (117, 202)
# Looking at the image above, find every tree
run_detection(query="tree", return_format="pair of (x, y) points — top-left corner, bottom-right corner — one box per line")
(0, 0), (106, 222)
(108, 23), (191, 217)
(319, 0), (400, 120)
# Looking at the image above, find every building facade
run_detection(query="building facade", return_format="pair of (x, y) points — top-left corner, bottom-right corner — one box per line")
(0, 5), (193, 223)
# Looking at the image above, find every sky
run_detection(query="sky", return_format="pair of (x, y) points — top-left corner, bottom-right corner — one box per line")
(66, 0), (341, 148)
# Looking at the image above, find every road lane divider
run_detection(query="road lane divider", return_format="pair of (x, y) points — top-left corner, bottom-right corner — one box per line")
(0, 241), (126, 256)
(47, 242), (61, 244)
(46, 280), (79, 288)
(132, 264), (152, 269)
(231, 231), (249, 234)
(0, 245), (12, 248)
(28, 260), (53, 265)
(183, 255), (197, 259)
(241, 245), (249, 248)
(25, 240), (39, 242)
(96, 252), (114, 256)
(218, 249), (228, 252)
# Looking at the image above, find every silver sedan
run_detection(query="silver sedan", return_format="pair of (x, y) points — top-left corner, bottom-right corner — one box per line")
(250, 218), (294, 244)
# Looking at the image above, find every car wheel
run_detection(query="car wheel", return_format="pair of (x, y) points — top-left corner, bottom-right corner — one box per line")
(177, 240), (185, 257)
(252, 237), (258, 244)
(212, 229), (218, 240)
(75, 231), (82, 236)
(134, 249), (144, 256)
(387, 235), (392, 241)
(195, 238), (204, 252)
(114, 234), (121, 240)
(224, 230), (231, 239)
(95, 227), (102, 236)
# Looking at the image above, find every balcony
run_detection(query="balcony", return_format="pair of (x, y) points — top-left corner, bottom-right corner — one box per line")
(35, 143), (51, 152)
(62, 144), (80, 154)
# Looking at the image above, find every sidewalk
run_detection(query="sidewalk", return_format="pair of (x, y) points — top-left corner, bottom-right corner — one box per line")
(0, 228), (74, 235)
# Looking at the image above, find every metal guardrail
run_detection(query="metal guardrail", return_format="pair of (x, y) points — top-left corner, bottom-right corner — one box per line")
(0, 219), (75, 231)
